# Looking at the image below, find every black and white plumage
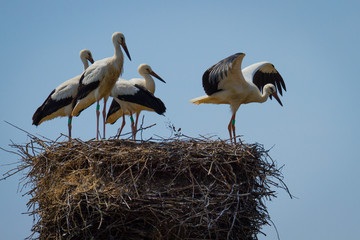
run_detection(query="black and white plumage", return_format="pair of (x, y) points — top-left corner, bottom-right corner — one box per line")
(32, 49), (95, 140)
(106, 64), (166, 139)
(107, 81), (166, 139)
(71, 32), (131, 140)
(190, 52), (286, 144)
(112, 84), (166, 115)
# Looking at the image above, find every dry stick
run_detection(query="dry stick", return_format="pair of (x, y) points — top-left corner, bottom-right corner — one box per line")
(116, 122), (156, 141)
(5, 132), (291, 239)
(0, 162), (26, 181)
(129, 167), (139, 198)
(4, 120), (38, 140)
(0, 146), (24, 159)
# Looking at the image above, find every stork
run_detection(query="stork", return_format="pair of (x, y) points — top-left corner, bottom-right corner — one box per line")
(72, 32), (131, 140)
(32, 49), (95, 140)
(190, 53), (286, 144)
(106, 64), (166, 139)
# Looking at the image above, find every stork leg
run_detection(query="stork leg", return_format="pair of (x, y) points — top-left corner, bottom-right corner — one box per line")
(96, 100), (100, 140)
(116, 114), (126, 139)
(102, 97), (108, 139)
(232, 117), (236, 144)
(68, 116), (72, 141)
(129, 114), (135, 140)
(133, 112), (140, 140)
(227, 113), (236, 144)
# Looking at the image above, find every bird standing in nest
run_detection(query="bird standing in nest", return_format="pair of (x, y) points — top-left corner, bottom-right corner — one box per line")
(190, 52), (286, 144)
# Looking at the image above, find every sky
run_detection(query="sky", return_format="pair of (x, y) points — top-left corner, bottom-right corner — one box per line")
(1, 0), (360, 239)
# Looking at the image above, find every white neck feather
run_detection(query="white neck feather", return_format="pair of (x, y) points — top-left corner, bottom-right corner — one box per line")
(258, 91), (270, 103)
(81, 57), (89, 71)
(142, 73), (155, 93)
(113, 41), (123, 61)
(258, 84), (274, 103)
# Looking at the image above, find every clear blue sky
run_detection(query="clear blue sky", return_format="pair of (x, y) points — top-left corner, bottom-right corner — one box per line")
(1, 0), (359, 239)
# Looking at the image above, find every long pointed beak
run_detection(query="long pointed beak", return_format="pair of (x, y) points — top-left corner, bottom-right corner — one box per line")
(121, 43), (132, 61)
(89, 57), (95, 64)
(150, 71), (166, 83)
(272, 91), (283, 106)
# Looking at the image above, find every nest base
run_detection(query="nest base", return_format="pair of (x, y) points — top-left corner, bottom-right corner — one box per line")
(10, 137), (289, 240)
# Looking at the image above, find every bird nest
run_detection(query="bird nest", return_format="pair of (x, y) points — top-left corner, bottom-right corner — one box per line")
(4, 133), (290, 240)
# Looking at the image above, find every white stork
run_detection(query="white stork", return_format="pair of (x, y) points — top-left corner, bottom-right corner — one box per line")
(32, 49), (95, 140)
(106, 64), (166, 139)
(190, 52), (286, 144)
(71, 32), (131, 140)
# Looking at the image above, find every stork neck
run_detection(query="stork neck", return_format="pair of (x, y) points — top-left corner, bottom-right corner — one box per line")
(113, 42), (124, 63)
(143, 74), (155, 93)
(259, 91), (270, 103)
(81, 58), (89, 71)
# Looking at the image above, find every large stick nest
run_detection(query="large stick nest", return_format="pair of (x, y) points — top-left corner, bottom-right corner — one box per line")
(5, 134), (290, 240)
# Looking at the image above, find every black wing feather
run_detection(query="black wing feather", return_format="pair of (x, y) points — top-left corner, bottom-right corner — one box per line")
(253, 67), (286, 96)
(71, 73), (100, 115)
(202, 53), (243, 96)
(32, 89), (73, 126)
(116, 84), (166, 115)
(76, 73), (100, 100)
(106, 99), (121, 124)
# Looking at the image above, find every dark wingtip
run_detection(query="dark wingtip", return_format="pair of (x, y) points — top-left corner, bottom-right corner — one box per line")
(105, 99), (121, 124)
(32, 111), (41, 126)
(155, 100), (166, 115)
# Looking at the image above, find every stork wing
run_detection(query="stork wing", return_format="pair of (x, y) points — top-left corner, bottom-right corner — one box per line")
(52, 76), (80, 100)
(242, 62), (286, 96)
(75, 60), (108, 100)
(106, 98), (122, 124)
(112, 83), (166, 115)
(202, 53), (246, 96)
(32, 77), (80, 126)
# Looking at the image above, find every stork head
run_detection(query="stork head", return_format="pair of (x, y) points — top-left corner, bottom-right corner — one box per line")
(112, 32), (132, 61)
(264, 84), (283, 106)
(79, 49), (95, 64)
(138, 64), (166, 83)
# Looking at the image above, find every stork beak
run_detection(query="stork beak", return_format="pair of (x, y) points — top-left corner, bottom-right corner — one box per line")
(89, 56), (95, 64)
(150, 71), (166, 83)
(121, 43), (132, 61)
(272, 91), (283, 106)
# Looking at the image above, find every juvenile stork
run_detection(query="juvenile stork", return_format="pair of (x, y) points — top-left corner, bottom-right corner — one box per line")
(32, 49), (95, 140)
(106, 64), (166, 139)
(72, 32), (131, 140)
(190, 52), (286, 144)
